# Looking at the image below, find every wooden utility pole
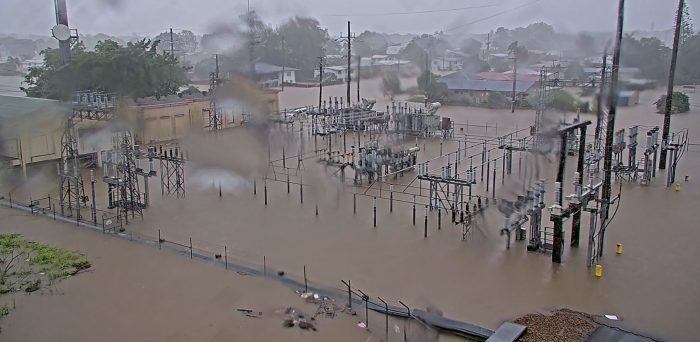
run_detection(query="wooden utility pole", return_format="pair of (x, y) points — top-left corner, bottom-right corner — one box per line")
(485, 32), (491, 62)
(341, 21), (356, 106)
(281, 37), (285, 90)
(511, 41), (518, 113)
(659, 0), (685, 170)
(318, 56), (324, 109)
(599, 0), (625, 259)
(357, 55), (361, 103)
(169, 28), (175, 57)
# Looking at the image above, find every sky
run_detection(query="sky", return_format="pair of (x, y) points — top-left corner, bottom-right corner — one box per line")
(0, 0), (699, 38)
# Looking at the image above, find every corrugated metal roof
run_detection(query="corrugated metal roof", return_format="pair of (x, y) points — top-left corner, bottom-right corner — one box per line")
(0, 95), (67, 120)
(255, 62), (298, 74)
(440, 73), (535, 92)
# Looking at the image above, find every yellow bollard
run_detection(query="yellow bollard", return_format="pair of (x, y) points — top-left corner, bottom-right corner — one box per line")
(616, 243), (623, 254)
(675, 183), (681, 191)
(595, 264), (603, 277)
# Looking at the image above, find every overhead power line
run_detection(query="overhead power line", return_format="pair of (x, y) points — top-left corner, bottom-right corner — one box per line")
(321, 4), (499, 17)
(443, 0), (544, 33)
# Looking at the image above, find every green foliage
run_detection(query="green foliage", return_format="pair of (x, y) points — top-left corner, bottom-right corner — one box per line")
(381, 71), (401, 98)
(418, 70), (447, 102)
(575, 100), (591, 113)
(0, 234), (90, 292)
(459, 38), (482, 57)
(0, 304), (9, 317)
(401, 35), (452, 66)
(23, 39), (187, 100)
(354, 31), (389, 57)
(487, 92), (509, 109)
(565, 61), (585, 81)
(677, 34), (700, 85)
(620, 35), (670, 81)
(546, 89), (577, 112)
(656, 92), (690, 114)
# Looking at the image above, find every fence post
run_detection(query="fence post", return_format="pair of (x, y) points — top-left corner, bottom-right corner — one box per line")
(353, 193), (356, 214)
(424, 205), (428, 238)
(412, 195), (416, 225)
(8, 192), (11, 208)
(158, 229), (162, 249)
(389, 184), (393, 212)
(189, 237), (193, 259)
(373, 197), (377, 228)
(303, 265), (308, 293)
(263, 255), (266, 276)
(225, 246), (228, 270)
(264, 179), (268, 206)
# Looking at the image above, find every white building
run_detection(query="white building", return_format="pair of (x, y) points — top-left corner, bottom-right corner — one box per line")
(255, 63), (297, 88)
(314, 65), (355, 81)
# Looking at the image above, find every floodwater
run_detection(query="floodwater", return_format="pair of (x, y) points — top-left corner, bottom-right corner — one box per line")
(1, 78), (699, 341)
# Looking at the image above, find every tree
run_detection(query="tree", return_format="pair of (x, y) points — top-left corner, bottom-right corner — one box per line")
(620, 35), (671, 81)
(565, 61), (585, 81)
(487, 92), (508, 109)
(401, 34), (452, 66)
(574, 33), (596, 57)
(418, 70), (447, 102)
(459, 38), (482, 57)
(381, 71), (401, 99)
(23, 39), (187, 100)
(681, 1), (695, 46)
(655, 92), (690, 113)
(354, 31), (389, 57)
(508, 42), (529, 66)
(546, 89), (577, 112)
(677, 34), (700, 84)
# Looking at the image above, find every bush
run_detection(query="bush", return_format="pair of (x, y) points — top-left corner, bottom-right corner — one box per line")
(655, 92), (690, 113)
(575, 100), (591, 113)
(546, 89), (577, 112)
(487, 92), (509, 109)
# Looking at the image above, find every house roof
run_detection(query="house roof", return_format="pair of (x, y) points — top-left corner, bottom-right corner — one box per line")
(0, 95), (67, 120)
(476, 72), (540, 82)
(386, 45), (402, 55)
(440, 73), (536, 92)
(255, 62), (298, 74)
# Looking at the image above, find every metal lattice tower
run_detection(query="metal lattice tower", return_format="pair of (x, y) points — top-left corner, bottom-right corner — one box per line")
(58, 92), (117, 218)
(57, 118), (85, 218)
(148, 145), (186, 198)
(102, 131), (144, 224)
(204, 55), (223, 131)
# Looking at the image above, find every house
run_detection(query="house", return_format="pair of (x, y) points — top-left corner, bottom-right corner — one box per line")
(439, 72), (536, 106)
(254, 62), (298, 88)
(371, 55), (390, 64)
(476, 71), (540, 82)
(386, 45), (402, 58)
(431, 50), (467, 72)
(314, 65), (355, 81)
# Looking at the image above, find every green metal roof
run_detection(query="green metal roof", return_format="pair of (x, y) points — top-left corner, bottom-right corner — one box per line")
(0, 95), (67, 121)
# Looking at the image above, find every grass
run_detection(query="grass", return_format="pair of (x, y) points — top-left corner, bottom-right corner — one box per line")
(0, 234), (90, 294)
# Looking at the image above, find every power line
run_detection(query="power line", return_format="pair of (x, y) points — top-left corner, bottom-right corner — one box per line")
(443, 0), (544, 33)
(321, 4), (499, 17)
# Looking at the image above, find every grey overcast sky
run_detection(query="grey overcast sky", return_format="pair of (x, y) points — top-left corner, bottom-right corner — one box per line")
(1, 0), (699, 37)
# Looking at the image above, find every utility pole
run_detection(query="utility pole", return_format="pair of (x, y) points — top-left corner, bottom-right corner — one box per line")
(594, 46), (608, 154)
(659, 0), (685, 170)
(281, 36), (285, 90)
(318, 55), (324, 109)
(485, 32), (491, 62)
(510, 41), (519, 113)
(357, 54), (361, 103)
(340, 21), (356, 106)
(599, 0), (625, 259)
(424, 50), (430, 106)
(169, 28), (175, 57)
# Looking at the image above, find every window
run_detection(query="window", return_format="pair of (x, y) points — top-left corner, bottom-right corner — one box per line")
(286, 71), (292, 77)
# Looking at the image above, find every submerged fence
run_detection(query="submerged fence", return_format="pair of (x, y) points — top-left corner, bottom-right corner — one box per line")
(0, 190), (494, 341)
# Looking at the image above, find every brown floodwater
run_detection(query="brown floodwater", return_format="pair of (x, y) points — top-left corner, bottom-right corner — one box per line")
(1, 78), (699, 341)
